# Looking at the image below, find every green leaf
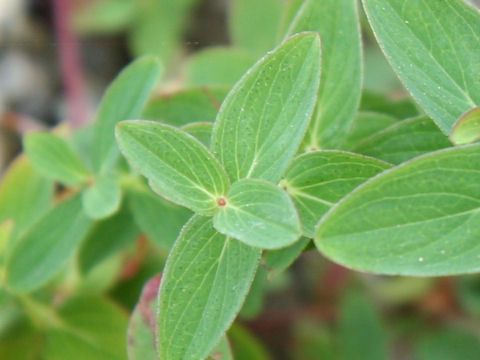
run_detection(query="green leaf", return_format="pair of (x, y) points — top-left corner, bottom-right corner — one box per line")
(78, 204), (140, 273)
(283, 151), (391, 237)
(212, 33), (321, 183)
(127, 274), (162, 360)
(92, 56), (163, 173)
(228, 324), (271, 360)
(157, 215), (261, 360)
(44, 297), (128, 360)
(360, 90), (420, 119)
(76, 255), (123, 295)
(315, 144), (480, 276)
(127, 186), (192, 250)
(128, 0), (199, 60)
(6, 194), (92, 292)
(127, 275), (233, 360)
(288, 0), (362, 148)
(0, 320), (43, 360)
(450, 107), (480, 145)
(185, 47), (257, 86)
(338, 292), (389, 360)
(351, 116), (452, 164)
(116, 121), (230, 214)
(0, 155), (53, 242)
(415, 328), (480, 360)
(73, 0), (135, 34)
(277, 0), (306, 36)
(0, 220), (13, 259)
(362, 0), (480, 134)
(342, 112), (398, 150)
(71, 124), (95, 170)
(214, 179), (301, 250)
(142, 87), (228, 126)
(264, 237), (310, 280)
(24, 133), (90, 186)
(229, 0), (284, 55)
(363, 43), (404, 93)
(82, 175), (122, 219)
(181, 122), (213, 148)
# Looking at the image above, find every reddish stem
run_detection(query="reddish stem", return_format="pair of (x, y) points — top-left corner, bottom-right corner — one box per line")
(52, 0), (89, 128)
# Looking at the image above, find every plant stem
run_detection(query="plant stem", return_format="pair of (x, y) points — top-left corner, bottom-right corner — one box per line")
(52, 0), (89, 128)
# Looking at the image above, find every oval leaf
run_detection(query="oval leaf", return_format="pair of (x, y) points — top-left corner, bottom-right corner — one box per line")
(92, 56), (163, 173)
(315, 144), (480, 276)
(362, 0), (480, 134)
(6, 194), (92, 292)
(450, 107), (480, 145)
(283, 151), (391, 237)
(0, 155), (53, 242)
(157, 215), (261, 360)
(116, 120), (230, 214)
(212, 33), (321, 183)
(82, 175), (122, 219)
(24, 132), (90, 186)
(351, 116), (452, 164)
(288, 0), (363, 148)
(128, 275), (234, 360)
(214, 179), (301, 249)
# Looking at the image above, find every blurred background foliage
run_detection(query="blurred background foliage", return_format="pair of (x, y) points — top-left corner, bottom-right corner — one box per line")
(1, 0), (480, 359)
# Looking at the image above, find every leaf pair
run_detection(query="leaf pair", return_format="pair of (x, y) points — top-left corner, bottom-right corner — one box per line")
(315, 144), (480, 276)
(310, 0), (480, 277)
(116, 33), (321, 360)
(4, 57), (163, 293)
(23, 56), (163, 221)
(117, 33), (322, 251)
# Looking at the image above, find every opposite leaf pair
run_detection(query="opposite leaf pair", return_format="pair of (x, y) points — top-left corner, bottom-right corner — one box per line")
(23, 56), (164, 221)
(117, 32), (321, 360)
(116, 32), (322, 251)
(116, 121), (301, 250)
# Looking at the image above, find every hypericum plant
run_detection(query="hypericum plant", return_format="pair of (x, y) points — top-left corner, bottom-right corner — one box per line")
(1, 0), (480, 359)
